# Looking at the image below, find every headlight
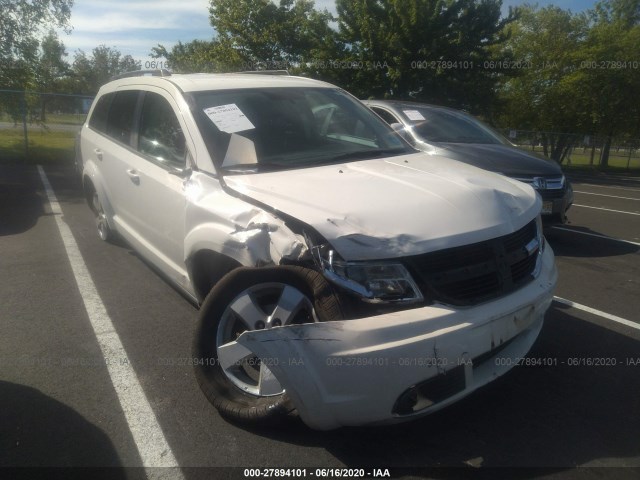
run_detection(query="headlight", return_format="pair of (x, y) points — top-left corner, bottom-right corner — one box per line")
(312, 247), (423, 303)
(532, 214), (545, 277)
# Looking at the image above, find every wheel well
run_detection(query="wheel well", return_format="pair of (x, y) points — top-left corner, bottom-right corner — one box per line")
(188, 250), (242, 303)
(83, 176), (97, 214)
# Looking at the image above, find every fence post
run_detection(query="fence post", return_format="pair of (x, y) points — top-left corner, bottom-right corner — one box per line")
(21, 90), (28, 162)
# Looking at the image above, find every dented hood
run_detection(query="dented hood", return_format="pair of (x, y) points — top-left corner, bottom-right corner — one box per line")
(224, 152), (540, 261)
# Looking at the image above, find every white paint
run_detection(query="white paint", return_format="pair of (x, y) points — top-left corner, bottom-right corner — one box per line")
(553, 296), (640, 331)
(37, 166), (183, 476)
(236, 247), (557, 430)
(573, 204), (640, 216)
(550, 226), (640, 247)
(225, 153), (539, 261)
(574, 191), (640, 201)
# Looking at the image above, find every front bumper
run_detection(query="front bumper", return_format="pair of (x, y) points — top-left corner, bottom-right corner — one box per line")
(238, 246), (557, 430)
(540, 184), (573, 223)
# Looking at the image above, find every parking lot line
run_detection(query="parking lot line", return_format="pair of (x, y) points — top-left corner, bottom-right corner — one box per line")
(573, 191), (640, 201)
(572, 183), (640, 193)
(554, 296), (639, 331)
(550, 226), (640, 247)
(573, 204), (640, 216)
(37, 166), (184, 476)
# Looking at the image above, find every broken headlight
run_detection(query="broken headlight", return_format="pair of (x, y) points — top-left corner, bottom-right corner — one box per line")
(313, 246), (423, 304)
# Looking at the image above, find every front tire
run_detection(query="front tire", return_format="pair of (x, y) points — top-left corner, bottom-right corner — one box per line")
(193, 266), (344, 424)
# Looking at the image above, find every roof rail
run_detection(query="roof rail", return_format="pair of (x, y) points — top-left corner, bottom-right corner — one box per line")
(110, 69), (172, 81)
(234, 70), (290, 76)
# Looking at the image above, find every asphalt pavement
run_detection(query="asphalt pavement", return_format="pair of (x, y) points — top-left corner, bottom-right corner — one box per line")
(1, 163), (638, 479)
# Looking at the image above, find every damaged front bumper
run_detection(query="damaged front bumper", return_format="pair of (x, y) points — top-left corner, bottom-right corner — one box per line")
(237, 247), (557, 430)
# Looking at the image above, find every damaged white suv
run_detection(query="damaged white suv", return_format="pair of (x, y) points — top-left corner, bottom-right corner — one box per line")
(79, 71), (557, 430)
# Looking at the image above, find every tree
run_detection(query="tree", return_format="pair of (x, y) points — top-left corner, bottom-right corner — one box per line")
(34, 30), (70, 121)
(152, 39), (245, 73)
(154, 0), (336, 73)
(0, 0), (73, 88)
(495, 5), (590, 162)
(334, 0), (516, 114)
(573, 0), (640, 166)
(71, 45), (140, 95)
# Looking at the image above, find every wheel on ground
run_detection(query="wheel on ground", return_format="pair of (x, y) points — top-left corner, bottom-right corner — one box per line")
(92, 191), (113, 242)
(193, 265), (344, 424)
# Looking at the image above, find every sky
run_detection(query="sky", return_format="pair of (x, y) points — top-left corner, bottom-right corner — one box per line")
(58, 0), (597, 66)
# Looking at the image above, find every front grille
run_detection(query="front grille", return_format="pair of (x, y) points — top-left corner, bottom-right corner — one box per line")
(405, 220), (539, 306)
(514, 176), (567, 200)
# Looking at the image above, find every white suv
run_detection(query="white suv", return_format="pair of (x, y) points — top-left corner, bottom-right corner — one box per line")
(78, 71), (557, 430)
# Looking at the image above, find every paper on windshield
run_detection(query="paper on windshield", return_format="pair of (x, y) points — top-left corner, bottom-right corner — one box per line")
(403, 110), (425, 121)
(204, 104), (255, 133)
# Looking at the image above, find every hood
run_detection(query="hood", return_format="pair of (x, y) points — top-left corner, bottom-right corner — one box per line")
(424, 142), (563, 177)
(224, 153), (540, 261)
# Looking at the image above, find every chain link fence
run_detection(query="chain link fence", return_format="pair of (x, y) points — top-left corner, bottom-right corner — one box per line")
(0, 90), (93, 163)
(500, 129), (640, 170)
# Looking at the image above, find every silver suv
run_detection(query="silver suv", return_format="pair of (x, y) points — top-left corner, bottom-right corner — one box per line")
(78, 71), (557, 430)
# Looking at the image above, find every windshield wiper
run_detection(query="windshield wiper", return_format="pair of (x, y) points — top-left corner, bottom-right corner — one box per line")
(329, 148), (408, 162)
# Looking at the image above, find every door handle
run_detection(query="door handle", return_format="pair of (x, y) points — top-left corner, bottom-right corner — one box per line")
(126, 169), (140, 185)
(94, 148), (103, 161)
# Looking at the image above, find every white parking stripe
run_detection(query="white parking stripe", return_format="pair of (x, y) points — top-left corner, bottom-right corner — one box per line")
(554, 296), (640, 331)
(574, 191), (640, 201)
(573, 204), (640, 216)
(37, 166), (183, 477)
(550, 226), (640, 247)
(572, 183), (640, 193)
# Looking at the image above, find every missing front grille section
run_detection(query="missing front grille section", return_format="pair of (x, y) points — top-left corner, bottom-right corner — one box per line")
(393, 365), (466, 416)
(405, 220), (538, 306)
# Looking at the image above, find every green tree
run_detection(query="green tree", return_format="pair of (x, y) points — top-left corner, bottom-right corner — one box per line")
(495, 5), (590, 162)
(334, 0), (515, 114)
(154, 0), (335, 73)
(152, 39), (245, 73)
(573, 0), (640, 166)
(34, 30), (70, 121)
(0, 0), (73, 89)
(71, 45), (140, 95)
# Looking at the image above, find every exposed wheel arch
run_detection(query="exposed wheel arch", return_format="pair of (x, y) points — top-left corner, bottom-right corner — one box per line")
(83, 176), (97, 214)
(187, 249), (243, 304)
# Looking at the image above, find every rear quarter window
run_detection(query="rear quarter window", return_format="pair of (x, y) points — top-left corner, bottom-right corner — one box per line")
(88, 94), (112, 133)
(105, 90), (140, 145)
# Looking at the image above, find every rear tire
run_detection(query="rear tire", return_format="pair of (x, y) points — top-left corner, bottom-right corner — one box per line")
(193, 265), (344, 424)
(91, 191), (113, 242)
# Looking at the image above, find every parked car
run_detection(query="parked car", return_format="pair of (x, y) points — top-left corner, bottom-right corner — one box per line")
(78, 71), (557, 430)
(363, 100), (573, 224)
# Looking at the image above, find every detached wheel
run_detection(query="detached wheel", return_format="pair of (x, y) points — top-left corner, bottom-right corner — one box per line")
(91, 191), (113, 242)
(193, 266), (344, 424)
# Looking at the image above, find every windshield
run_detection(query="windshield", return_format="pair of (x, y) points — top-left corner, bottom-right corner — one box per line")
(191, 88), (412, 174)
(400, 107), (511, 145)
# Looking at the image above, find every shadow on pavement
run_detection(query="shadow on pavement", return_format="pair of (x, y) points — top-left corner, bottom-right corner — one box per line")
(0, 164), (46, 236)
(546, 226), (638, 258)
(0, 381), (131, 477)
(230, 308), (639, 477)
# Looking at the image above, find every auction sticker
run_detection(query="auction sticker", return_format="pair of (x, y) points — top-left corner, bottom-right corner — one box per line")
(403, 109), (425, 121)
(204, 104), (255, 133)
